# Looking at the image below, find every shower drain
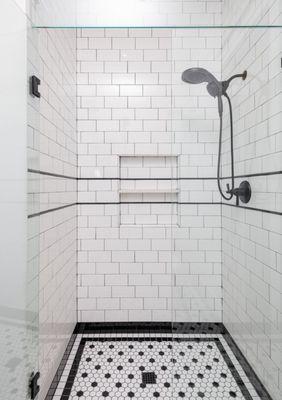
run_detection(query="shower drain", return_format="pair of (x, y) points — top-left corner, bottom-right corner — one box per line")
(142, 372), (157, 384)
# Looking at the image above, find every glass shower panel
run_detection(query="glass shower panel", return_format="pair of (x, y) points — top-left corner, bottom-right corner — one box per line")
(0, 1), (39, 399)
(170, 24), (282, 400)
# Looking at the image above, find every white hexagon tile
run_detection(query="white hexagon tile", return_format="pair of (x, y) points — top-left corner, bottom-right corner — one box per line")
(50, 333), (263, 400)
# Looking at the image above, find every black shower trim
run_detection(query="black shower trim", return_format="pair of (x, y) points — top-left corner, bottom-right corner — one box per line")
(28, 168), (282, 181)
(223, 203), (282, 216)
(77, 202), (281, 216)
(45, 322), (273, 400)
(78, 201), (221, 205)
(28, 168), (77, 180)
(27, 201), (282, 218)
(221, 170), (282, 180)
(27, 203), (77, 218)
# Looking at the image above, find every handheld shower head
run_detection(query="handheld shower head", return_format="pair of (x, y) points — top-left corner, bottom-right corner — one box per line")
(181, 66), (248, 203)
(181, 67), (218, 85)
(182, 67), (223, 114)
(181, 68), (247, 116)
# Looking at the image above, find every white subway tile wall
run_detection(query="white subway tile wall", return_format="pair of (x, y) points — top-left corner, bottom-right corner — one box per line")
(76, 0), (222, 28)
(25, 2), (281, 399)
(27, 27), (77, 400)
(222, 2), (282, 399)
(77, 27), (222, 324)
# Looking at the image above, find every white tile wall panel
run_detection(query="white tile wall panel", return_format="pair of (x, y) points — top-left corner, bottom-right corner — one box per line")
(75, 1), (222, 28)
(222, 2), (282, 399)
(76, 23), (222, 326)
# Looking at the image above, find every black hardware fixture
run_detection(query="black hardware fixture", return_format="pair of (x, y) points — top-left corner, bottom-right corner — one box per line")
(29, 371), (40, 399)
(182, 68), (252, 205)
(30, 75), (41, 98)
(226, 181), (252, 206)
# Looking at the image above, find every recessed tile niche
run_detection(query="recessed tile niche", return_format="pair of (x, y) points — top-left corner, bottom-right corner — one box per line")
(119, 155), (179, 226)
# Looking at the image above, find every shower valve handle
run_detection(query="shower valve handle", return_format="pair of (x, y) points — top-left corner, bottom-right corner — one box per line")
(226, 181), (252, 206)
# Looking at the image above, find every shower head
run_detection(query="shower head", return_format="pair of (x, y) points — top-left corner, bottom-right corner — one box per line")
(182, 67), (247, 96)
(181, 67), (247, 115)
(182, 67), (222, 99)
(181, 67), (219, 85)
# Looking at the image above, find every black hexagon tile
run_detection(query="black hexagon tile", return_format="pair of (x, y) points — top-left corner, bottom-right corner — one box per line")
(56, 337), (257, 399)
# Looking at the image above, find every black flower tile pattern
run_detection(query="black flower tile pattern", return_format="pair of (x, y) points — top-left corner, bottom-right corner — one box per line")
(57, 337), (257, 400)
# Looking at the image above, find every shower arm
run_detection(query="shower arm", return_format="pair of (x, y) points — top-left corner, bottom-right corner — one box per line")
(221, 71), (247, 94)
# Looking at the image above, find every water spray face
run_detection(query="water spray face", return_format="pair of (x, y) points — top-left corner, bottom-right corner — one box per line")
(181, 67), (218, 85)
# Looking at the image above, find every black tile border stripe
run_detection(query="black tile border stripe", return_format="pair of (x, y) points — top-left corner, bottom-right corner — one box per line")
(27, 203), (77, 219)
(59, 337), (253, 400)
(28, 168), (77, 180)
(223, 202), (282, 216)
(28, 201), (282, 218)
(28, 168), (282, 181)
(223, 326), (273, 400)
(221, 170), (282, 180)
(44, 333), (77, 400)
(77, 202), (281, 215)
(78, 201), (221, 205)
(74, 321), (226, 335)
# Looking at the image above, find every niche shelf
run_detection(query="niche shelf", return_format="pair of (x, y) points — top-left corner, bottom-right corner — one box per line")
(119, 189), (179, 194)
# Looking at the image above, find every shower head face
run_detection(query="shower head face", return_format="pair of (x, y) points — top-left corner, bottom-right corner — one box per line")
(181, 67), (219, 85)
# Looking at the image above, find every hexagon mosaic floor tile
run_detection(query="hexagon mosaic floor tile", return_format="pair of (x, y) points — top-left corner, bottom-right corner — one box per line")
(53, 335), (262, 400)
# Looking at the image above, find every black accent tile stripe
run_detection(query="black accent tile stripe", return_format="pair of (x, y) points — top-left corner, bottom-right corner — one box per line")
(44, 334), (77, 400)
(27, 203), (76, 219)
(223, 327), (274, 400)
(223, 202), (282, 216)
(28, 168), (77, 180)
(28, 201), (281, 218)
(74, 322), (226, 335)
(77, 202), (221, 205)
(28, 169), (282, 181)
(220, 170), (282, 180)
(78, 202), (281, 215)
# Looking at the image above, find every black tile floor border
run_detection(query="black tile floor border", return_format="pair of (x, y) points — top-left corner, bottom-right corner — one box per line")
(45, 334), (77, 400)
(223, 327), (273, 400)
(60, 337), (253, 400)
(45, 322), (273, 400)
(73, 321), (227, 335)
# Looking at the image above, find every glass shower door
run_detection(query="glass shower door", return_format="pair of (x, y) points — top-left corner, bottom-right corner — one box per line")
(170, 22), (282, 400)
(0, 1), (39, 399)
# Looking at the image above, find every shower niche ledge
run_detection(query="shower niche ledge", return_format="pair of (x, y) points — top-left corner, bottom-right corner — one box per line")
(119, 189), (179, 194)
